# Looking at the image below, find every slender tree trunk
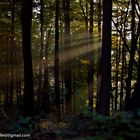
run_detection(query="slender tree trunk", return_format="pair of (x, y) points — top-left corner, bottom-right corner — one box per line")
(5, 52), (9, 107)
(55, 0), (61, 120)
(87, 0), (94, 110)
(96, 0), (102, 111)
(115, 44), (118, 111)
(129, 14), (140, 110)
(38, 0), (44, 111)
(9, 0), (16, 107)
(120, 43), (125, 111)
(97, 0), (112, 115)
(120, 15), (128, 111)
(63, 0), (72, 114)
(97, 0), (101, 38)
(131, 50), (140, 109)
(125, 0), (136, 111)
(5, 27), (10, 107)
(15, 50), (21, 107)
(60, 15), (64, 117)
(115, 36), (121, 111)
(41, 30), (51, 113)
(21, 0), (34, 116)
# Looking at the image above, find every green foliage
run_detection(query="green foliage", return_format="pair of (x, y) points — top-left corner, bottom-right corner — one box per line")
(4, 110), (140, 139)
(8, 116), (41, 135)
(55, 109), (140, 139)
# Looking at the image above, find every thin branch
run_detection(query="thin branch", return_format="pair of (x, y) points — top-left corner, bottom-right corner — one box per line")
(79, 0), (87, 22)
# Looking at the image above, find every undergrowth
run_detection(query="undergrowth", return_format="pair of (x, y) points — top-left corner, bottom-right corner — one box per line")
(3, 108), (140, 140)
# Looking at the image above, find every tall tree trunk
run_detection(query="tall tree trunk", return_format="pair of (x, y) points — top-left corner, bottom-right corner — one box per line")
(87, 0), (94, 110)
(55, 0), (61, 120)
(131, 50), (140, 109)
(115, 36), (121, 111)
(60, 15), (64, 117)
(41, 30), (51, 113)
(21, 0), (34, 116)
(38, 0), (44, 111)
(96, 0), (102, 111)
(97, 0), (112, 115)
(120, 13), (128, 111)
(63, 0), (72, 114)
(120, 43), (125, 111)
(5, 41), (10, 107)
(125, 0), (136, 111)
(129, 14), (140, 110)
(9, 0), (16, 107)
(114, 4), (120, 111)
(15, 50), (21, 107)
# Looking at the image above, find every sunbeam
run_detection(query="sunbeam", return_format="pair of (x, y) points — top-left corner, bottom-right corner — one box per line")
(40, 35), (102, 67)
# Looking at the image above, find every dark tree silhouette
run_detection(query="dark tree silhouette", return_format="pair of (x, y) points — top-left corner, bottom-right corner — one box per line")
(87, 0), (94, 110)
(21, 0), (34, 116)
(9, 0), (16, 107)
(97, 0), (112, 115)
(63, 0), (72, 114)
(54, 0), (61, 120)
(38, 0), (44, 110)
(125, 0), (137, 111)
(96, 0), (102, 111)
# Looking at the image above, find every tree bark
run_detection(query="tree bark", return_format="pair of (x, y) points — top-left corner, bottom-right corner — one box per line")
(9, 0), (16, 107)
(97, 0), (112, 115)
(55, 0), (61, 120)
(125, 0), (136, 111)
(63, 0), (72, 114)
(21, 0), (34, 116)
(96, 0), (102, 111)
(87, 0), (94, 110)
(38, 0), (44, 111)
(41, 30), (51, 113)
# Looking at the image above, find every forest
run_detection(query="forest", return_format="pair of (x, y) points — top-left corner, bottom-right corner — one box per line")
(0, 0), (140, 139)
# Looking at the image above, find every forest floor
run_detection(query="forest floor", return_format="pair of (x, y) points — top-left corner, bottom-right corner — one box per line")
(1, 107), (140, 140)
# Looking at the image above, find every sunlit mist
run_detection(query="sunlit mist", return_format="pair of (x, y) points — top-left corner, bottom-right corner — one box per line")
(40, 35), (102, 67)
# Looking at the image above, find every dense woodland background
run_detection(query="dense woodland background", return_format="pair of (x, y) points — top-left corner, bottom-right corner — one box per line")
(0, 0), (140, 139)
